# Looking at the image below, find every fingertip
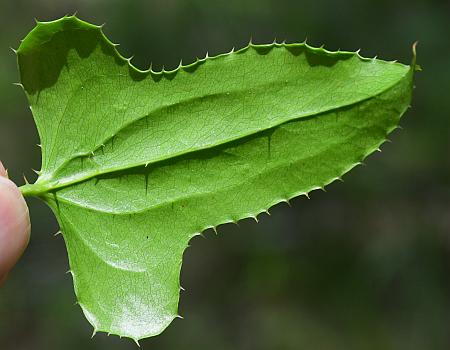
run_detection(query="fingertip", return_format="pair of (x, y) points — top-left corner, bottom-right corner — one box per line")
(0, 175), (30, 284)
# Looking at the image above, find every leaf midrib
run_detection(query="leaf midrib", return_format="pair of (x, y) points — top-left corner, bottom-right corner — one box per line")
(22, 71), (408, 198)
(50, 127), (374, 216)
(21, 71), (408, 199)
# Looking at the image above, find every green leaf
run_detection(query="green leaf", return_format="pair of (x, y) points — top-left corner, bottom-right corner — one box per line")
(17, 16), (415, 342)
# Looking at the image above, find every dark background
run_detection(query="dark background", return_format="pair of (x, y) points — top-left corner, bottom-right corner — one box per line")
(0, 0), (449, 349)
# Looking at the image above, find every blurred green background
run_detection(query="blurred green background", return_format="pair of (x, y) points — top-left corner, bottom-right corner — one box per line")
(0, 0), (449, 349)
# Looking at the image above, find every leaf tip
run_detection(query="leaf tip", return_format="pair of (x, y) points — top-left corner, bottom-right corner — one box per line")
(411, 41), (421, 71)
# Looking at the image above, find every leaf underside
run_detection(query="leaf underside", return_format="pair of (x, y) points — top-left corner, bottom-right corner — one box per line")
(17, 16), (415, 341)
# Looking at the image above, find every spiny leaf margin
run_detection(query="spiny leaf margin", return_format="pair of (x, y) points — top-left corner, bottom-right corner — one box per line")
(15, 15), (417, 343)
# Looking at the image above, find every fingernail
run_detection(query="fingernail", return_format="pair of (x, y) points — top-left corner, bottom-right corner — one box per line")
(0, 161), (7, 178)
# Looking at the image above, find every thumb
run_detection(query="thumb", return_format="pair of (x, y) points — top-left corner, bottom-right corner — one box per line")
(0, 161), (30, 286)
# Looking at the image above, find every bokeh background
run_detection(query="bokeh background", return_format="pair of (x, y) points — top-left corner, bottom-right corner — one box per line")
(0, 0), (449, 349)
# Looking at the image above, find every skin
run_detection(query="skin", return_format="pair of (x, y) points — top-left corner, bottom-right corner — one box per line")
(0, 160), (30, 286)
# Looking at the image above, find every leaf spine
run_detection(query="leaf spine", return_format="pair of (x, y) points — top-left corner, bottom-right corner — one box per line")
(285, 199), (292, 207)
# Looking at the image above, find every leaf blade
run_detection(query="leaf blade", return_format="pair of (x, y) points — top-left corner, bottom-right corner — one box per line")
(18, 16), (415, 340)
